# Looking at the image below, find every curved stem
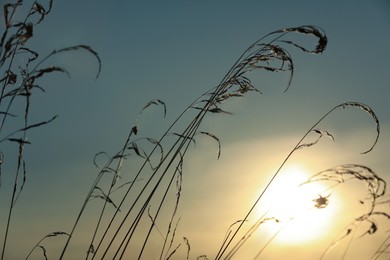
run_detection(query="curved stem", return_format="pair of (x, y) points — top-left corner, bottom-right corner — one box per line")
(216, 104), (352, 259)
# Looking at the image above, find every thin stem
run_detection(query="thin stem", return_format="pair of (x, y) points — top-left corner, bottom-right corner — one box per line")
(59, 130), (134, 259)
(216, 105), (342, 259)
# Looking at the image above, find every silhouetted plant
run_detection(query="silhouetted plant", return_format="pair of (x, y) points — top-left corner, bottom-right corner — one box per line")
(0, 0), (100, 259)
(0, 1), (388, 260)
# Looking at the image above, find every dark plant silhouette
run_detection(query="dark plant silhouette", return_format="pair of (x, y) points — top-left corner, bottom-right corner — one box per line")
(0, 1), (388, 260)
(0, 1), (100, 259)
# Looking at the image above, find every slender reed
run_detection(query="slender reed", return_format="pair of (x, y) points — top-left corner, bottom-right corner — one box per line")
(0, 1), (100, 259)
(1, 2), (388, 259)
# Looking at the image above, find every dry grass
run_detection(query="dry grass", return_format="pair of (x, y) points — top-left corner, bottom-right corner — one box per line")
(0, 1), (388, 259)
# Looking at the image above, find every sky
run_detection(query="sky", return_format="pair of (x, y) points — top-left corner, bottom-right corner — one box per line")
(0, 0), (389, 259)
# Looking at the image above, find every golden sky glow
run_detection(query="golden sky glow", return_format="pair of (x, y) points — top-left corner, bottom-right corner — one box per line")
(258, 165), (341, 245)
(180, 134), (389, 259)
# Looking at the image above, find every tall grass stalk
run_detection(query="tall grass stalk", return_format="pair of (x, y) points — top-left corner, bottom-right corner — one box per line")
(80, 25), (329, 259)
(1, 1), (388, 259)
(0, 1), (99, 259)
(215, 101), (380, 259)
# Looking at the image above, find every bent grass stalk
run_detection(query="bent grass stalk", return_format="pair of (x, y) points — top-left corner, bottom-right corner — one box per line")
(1, 1), (389, 259)
(0, 1), (100, 259)
(86, 25), (330, 259)
(216, 102), (380, 259)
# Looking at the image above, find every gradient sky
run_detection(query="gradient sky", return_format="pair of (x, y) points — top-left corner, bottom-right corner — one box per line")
(1, 1), (389, 259)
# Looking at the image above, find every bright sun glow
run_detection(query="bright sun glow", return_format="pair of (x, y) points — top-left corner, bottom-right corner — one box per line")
(257, 165), (340, 245)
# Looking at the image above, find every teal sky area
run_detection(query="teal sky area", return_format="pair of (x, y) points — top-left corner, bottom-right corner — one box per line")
(0, 1), (389, 259)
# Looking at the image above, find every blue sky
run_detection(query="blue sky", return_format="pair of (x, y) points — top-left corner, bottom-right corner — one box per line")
(1, 1), (389, 259)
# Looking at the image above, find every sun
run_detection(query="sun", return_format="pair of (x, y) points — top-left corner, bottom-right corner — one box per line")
(256, 165), (340, 245)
